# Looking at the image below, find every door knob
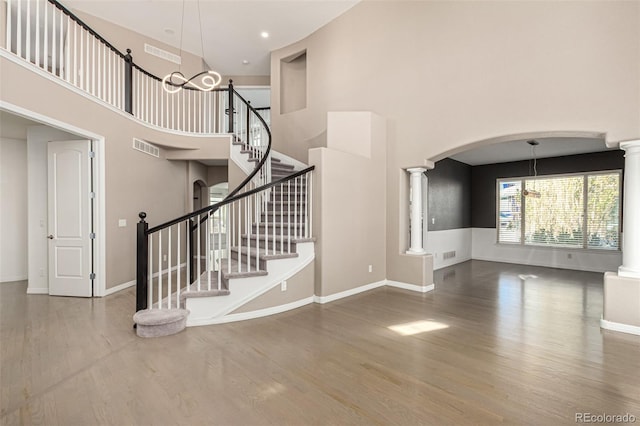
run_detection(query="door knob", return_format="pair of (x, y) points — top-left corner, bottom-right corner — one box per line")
(47, 235), (54, 239)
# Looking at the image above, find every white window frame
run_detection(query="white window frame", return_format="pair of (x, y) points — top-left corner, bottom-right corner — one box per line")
(496, 170), (622, 251)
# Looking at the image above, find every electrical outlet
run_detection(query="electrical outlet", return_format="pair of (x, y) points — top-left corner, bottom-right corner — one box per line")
(39, 268), (44, 277)
(432, 218), (435, 224)
(163, 254), (167, 262)
(368, 265), (373, 273)
(281, 281), (287, 291)
(567, 253), (572, 259)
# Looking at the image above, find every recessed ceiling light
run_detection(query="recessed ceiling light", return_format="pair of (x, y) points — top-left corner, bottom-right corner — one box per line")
(164, 28), (175, 35)
(260, 31), (269, 39)
(242, 60), (250, 65)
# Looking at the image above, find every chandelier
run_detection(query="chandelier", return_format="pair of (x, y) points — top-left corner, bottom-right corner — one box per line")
(162, 0), (221, 93)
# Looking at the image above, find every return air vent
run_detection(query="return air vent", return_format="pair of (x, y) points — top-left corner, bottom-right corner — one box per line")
(443, 250), (456, 260)
(144, 43), (181, 65)
(133, 138), (160, 158)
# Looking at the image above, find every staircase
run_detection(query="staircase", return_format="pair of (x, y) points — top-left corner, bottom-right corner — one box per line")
(0, 0), (314, 337)
(134, 119), (315, 336)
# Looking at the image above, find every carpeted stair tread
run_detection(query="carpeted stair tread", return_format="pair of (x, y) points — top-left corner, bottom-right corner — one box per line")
(230, 246), (299, 260)
(181, 289), (230, 300)
(241, 234), (315, 243)
(133, 308), (190, 338)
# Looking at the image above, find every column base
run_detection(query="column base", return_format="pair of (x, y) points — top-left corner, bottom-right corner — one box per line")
(602, 271), (640, 335)
(406, 248), (427, 255)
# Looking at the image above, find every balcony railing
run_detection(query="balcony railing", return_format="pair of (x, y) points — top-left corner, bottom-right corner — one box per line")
(3, 0), (233, 134)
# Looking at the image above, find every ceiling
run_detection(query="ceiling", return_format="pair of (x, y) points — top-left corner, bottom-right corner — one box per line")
(449, 137), (612, 166)
(63, 0), (360, 76)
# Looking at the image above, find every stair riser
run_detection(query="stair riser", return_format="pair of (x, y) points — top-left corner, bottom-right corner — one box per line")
(241, 236), (298, 252)
(260, 214), (308, 224)
(269, 192), (307, 200)
(230, 250), (268, 270)
(265, 205), (307, 213)
(253, 225), (309, 236)
(271, 165), (295, 171)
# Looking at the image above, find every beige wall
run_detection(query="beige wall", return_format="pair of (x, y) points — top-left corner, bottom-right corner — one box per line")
(208, 165), (228, 186)
(0, 0), (6, 48)
(230, 261), (314, 314)
(0, 137), (27, 282)
(271, 0), (640, 288)
(71, 10), (206, 82)
(226, 76), (270, 87)
(0, 56), (230, 290)
(310, 112), (388, 296)
(71, 10), (269, 88)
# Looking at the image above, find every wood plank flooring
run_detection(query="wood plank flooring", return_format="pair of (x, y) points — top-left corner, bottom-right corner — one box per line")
(1, 260), (639, 425)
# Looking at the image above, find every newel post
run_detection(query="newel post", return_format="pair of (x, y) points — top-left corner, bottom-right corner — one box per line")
(228, 79), (235, 133)
(124, 49), (133, 115)
(136, 212), (148, 312)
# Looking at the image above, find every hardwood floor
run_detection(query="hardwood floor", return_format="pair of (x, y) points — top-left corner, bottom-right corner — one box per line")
(1, 260), (639, 425)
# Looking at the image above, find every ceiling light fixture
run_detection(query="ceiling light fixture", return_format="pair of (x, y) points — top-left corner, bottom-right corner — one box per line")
(523, 140), (541, 198)
(260, 31), (269, 39)
(162, 0), (221, 93)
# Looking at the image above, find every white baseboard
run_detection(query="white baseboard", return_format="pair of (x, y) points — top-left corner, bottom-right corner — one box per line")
(104, 280), (135, 296)
(191, 297), (315, 326)
(313, 280), (387, 304)
(104, 262), (187, 297)
(312, 279), (435, 304)
(387, 281), (435, 293)
(0, 274), (27, 283)
(600, 318), (640, 336)
(26, 287), (48, 294)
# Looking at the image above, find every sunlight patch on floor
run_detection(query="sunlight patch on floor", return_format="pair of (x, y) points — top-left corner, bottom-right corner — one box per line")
(388, 320), (449, 336)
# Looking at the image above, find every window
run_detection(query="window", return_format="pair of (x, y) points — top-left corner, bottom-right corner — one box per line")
(497, 171), (620, 250)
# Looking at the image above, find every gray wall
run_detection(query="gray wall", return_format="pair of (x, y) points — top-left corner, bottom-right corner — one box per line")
(471, 150), (625, 228)
(427, 158), (471, 231)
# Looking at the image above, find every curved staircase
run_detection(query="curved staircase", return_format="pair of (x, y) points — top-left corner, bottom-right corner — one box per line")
(133, 103), (315, 336)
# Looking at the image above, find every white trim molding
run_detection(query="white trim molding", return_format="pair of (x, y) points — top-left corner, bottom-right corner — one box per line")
(600, 318), (640, 336)
(105, 262), (188, 296)
(314, 279), (435, 305)
(191, 297), (314, 326)
(313, 280), (387, 304)
(0, 275), (28, 283)
(104, 280), (136, 296)
(387, 281), (435, 293)
(26, 287), (48, 295)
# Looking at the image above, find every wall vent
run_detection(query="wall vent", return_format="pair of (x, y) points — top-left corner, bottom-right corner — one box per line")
(144, 43), (181, 65)
(133, 138), (160, 158)
(443, 250), (456, 260)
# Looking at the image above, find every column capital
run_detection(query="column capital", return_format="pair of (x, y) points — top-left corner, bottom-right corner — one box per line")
(406, 167), (427, 175)
(619, 139), (640, 152)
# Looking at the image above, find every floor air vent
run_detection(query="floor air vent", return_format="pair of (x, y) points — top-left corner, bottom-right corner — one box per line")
(133, 138), (160, 158)
(443, 251), (456, 260)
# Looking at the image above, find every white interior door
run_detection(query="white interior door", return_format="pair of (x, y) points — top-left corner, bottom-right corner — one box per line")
(48, 140), (92, 297)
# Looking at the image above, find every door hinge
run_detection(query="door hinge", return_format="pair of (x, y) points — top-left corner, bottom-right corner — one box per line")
(89, 151), (96, 158)
(90, 273), (96, 280)
(90, 232), (96, 239)
(89, 192), (95, 199)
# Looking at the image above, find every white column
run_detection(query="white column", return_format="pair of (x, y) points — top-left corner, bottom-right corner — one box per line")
(407, 167), (427, 255)
(619, 140), (640, 278)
